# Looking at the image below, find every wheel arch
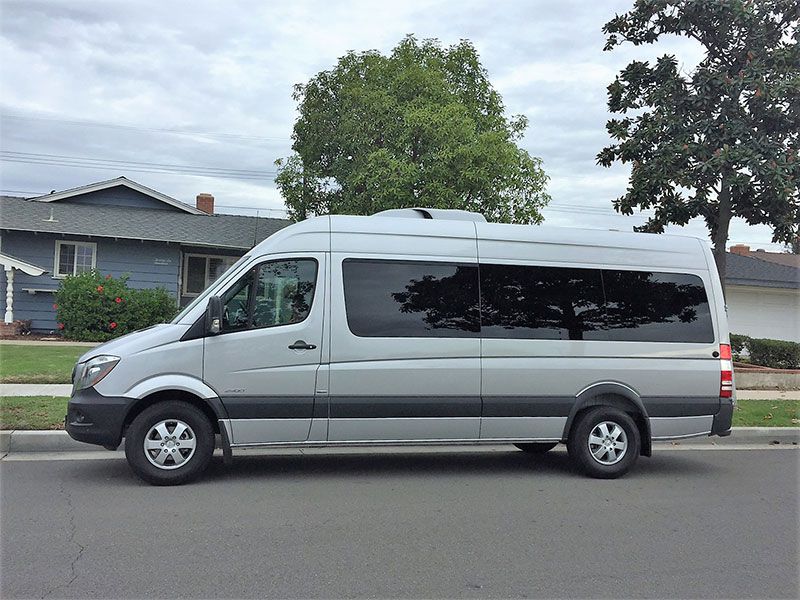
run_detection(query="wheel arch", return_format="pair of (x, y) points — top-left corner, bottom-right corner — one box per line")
(122, 390), (228, 436)
(563, 382), (652, 457)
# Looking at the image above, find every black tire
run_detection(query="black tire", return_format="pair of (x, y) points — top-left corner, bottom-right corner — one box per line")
(514, 442), (558, 454)
(567, 407), (641, 479)
(125, 401), (215, 486)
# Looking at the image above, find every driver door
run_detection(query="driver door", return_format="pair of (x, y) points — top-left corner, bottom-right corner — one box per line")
(203, 253), (326, 444)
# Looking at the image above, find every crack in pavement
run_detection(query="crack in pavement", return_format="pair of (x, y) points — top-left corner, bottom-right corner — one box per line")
(41, 480), (86, 599)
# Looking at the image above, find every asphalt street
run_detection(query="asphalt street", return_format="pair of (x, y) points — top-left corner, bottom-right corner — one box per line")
(1, 447), (798, 599)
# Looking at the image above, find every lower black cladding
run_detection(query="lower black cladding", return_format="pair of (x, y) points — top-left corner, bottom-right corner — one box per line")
(219, 395), (720, 420)
(711, 398), (734, 436)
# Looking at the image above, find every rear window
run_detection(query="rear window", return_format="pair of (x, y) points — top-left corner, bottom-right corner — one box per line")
(342, 259), (480, 337)
(602, 270), (713, 343)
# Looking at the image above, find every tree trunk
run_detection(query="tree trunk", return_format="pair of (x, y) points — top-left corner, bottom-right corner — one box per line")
(712, 174), (733, 297)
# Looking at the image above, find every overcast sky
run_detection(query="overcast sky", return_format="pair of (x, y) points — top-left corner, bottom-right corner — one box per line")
(0, 0), (785, 249)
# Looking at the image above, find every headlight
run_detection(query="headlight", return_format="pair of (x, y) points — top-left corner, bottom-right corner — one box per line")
(73, 355), (120, 393)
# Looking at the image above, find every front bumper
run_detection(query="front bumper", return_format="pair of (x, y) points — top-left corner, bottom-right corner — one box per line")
(710, 397), (734, 437)
(66, 387), (134, 450)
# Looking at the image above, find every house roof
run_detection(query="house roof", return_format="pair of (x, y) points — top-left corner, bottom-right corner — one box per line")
(0, 251), (47, 276)
(734, 249), (800, 269)
(28, 176), (205, 215)
(0, 195), (289, 250)
(726, 252), (800, 290)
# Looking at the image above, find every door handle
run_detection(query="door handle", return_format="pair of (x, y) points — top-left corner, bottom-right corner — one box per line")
(288, 340), (316, 350)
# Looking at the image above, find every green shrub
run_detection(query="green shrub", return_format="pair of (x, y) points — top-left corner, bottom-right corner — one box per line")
(730, 333), (751, 359)
(746, 337), (800, 370)
(54, 271), (177, 342)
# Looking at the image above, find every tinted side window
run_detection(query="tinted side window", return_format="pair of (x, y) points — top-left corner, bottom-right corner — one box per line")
(602, 270), (713, 343)
(480, 264), (606, 340)
(343, 259), (480, 337)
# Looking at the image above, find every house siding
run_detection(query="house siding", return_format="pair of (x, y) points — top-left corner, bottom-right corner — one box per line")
(1, 230), (180, 331)
(53, 186), (184, 211)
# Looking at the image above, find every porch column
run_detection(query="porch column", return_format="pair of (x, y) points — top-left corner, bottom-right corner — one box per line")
(4, 266), (13, 323)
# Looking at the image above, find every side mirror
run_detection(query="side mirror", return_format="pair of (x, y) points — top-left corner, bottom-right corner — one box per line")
(205, 296), (223, 335)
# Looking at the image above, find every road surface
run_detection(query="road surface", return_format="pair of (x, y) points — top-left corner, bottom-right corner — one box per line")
(1, 446), (798, 599)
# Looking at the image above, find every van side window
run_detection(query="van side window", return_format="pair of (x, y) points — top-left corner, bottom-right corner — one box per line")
(479, 264), (713, 343)
(480, 264), (606, 340)
(221, 259), (317, 332)
(343, 259), (480, 337)
(602, 270), (713, 343)
(221, 268), (254, 332)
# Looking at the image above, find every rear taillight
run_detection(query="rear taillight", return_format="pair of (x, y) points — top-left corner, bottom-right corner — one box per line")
(719, 343), (733, 398)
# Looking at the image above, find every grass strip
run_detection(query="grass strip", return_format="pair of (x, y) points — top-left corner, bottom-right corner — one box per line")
(733, 399), (799, 427)
(1, 396), (69, 430)
(0, 343), (86, 383)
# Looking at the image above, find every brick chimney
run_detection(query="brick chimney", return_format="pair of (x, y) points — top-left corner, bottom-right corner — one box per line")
(729, 244), (750, 256)
(196, 193), (214, 214)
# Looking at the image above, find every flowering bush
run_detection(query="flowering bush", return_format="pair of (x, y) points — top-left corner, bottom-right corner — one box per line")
(54, 271), (177, 341)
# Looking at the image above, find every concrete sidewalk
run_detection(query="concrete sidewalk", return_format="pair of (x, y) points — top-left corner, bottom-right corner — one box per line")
(2, 383), (798, 399)
(0, 383), (72, 396)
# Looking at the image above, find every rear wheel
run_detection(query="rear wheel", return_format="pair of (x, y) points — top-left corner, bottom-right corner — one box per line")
(567, 407), (640, 479)
(125, 401), (214, 486)
(514, 442), (558, 454)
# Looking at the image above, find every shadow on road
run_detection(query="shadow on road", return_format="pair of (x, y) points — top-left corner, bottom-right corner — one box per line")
(54, 446), (725, 486)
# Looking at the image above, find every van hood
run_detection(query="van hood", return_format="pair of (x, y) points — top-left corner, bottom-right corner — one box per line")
(77, 323), (189, 363)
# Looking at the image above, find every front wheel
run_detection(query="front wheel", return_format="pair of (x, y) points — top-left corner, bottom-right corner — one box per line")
(567, 407), (641, 479)
(125, 401), (215, 486)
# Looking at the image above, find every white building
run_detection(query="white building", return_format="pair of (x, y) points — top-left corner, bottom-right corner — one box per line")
(725, 247), (800, 342)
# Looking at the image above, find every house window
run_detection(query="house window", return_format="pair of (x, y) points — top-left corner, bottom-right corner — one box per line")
(54, 241), (96, 278)
(182, 254), (240, 296)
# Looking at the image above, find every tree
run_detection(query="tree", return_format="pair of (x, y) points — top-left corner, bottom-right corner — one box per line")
(275, 35), (550, 223)
(597, 0), (799, 285)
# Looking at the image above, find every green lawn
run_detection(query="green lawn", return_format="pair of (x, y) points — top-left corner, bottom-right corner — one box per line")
(1, 396), (797, 432)
(1, 396), (69, 430)
(0, 343), (88, 383)
(733, 399), (800, 427)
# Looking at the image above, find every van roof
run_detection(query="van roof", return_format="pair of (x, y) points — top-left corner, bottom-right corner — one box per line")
(253, 213), (708, 269)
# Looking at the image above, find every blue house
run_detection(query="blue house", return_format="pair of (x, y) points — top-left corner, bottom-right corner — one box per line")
(0, 177), (288, 332)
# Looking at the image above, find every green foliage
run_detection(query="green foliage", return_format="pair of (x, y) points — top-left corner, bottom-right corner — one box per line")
(598, 1), (799, 279)
(54, 271), (177, 342)
(730, 333), (751, 358)
(276, 35), (550, 223)
(745, 337), (800, 369)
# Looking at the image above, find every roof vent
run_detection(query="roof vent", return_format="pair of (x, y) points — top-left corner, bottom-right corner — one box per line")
(372, 208), (486, 222)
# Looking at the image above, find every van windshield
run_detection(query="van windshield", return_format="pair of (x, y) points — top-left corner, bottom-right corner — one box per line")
(171, 254), (253, 324)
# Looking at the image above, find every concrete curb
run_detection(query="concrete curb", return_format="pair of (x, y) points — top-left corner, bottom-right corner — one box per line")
(1, 428), (798, 455)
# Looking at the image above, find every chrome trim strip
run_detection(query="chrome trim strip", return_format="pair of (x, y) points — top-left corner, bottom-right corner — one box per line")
(229, 438), (562, 449)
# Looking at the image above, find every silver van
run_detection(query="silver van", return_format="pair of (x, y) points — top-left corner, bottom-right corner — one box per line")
(66, 209), (735, 485)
